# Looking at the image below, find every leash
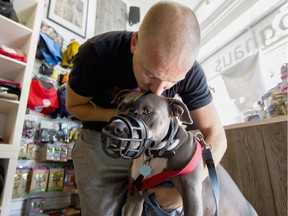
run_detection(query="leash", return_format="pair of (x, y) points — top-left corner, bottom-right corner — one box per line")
(196, 133), (220, 216)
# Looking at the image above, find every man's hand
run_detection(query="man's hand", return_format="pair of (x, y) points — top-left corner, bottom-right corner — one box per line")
(146, 186), (183, 210)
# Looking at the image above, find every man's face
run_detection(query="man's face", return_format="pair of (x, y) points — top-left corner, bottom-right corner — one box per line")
(130, 32), (192, 96)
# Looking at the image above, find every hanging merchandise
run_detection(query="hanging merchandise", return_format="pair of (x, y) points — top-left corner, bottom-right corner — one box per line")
(27, 79), (59, 115)
(47, 166), (64, 191)
(39, 21), (63, 48)
(61, 40), (80, 68)
(38, 60), (54, 76)
(12, 167), (30, 198)
(0, 0), (19, 22)
(58, 85), (70, 118)
(36, 31), (62, 66)
(26, 167), (49, 193)
(36, 22), (63, 66)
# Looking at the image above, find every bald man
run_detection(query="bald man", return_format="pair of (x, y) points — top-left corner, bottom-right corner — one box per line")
(66, 1), (227, 215)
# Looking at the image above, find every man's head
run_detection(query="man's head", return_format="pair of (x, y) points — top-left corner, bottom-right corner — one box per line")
(130, 1), (201, 95)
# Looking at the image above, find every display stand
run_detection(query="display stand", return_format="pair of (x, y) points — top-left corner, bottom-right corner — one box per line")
(0, 1), (43, 215)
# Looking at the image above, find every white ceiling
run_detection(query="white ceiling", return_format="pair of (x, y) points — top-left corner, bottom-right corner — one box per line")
(123, 0), (226, 27)
(124, 0), (285, 62)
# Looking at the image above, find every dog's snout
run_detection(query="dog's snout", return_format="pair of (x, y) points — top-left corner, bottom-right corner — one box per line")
(114, 126), (124, 134)
(108, 120), (129, 136)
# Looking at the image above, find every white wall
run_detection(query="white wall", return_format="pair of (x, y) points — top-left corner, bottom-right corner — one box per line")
(124, 0), (198, 31)
(41, 0), (97, 46)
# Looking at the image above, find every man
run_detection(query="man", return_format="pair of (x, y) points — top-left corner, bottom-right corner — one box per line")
(66, 1), (227, 215)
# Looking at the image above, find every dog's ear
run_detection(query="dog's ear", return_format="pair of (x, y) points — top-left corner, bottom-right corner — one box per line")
(111, 89), (136, 105)
(167, 98), (193, 124)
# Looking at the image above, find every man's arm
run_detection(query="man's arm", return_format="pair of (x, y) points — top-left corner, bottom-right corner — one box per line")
(65, 83), (117, 121)
(190, 101), (227, 179)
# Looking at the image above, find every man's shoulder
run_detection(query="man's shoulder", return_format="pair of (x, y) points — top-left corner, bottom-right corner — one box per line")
(88, 31), (133, 45)
(83, 31), (133, 56)
(185, 61), (204, 79)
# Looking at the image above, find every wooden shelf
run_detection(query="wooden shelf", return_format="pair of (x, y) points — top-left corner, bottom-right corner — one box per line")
(0, 98), (19, 113)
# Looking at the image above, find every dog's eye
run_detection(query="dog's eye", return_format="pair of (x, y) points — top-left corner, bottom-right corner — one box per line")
(143, 109), (153, 115)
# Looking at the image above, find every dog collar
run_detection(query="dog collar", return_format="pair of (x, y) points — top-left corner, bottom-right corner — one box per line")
(127, 137), (202, 193)
(144, 118), (179, 158)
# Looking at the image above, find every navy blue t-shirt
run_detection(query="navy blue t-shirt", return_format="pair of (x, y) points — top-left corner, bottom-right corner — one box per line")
(68, 31), (212, 130)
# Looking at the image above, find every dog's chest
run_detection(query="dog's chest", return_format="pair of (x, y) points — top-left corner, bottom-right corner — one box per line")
(131, 157), (168, 180)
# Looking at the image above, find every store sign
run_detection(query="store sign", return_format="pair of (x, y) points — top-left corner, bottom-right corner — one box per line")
(202, 4), (287, 78)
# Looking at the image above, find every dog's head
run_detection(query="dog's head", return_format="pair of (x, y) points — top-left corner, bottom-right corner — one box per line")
(101, 90), (193, 159)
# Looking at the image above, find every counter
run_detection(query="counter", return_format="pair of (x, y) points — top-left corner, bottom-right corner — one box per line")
(221, 115), (287, 216)
(224, 115), (287, 129)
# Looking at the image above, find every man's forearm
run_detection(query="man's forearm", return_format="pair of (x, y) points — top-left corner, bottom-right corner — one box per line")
(201, 128), (227, 180)
(66, 83), (117, 122)
(68, 101), (117, 122)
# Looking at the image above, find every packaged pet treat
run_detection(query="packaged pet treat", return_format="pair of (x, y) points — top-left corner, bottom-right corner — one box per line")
(26, 143), (37, 159)
(60, 144), (68, 162)
(63, 167), (76, 192)
(24, 197), (45, 215)
(66, 143), (74, 160)
(18, 139), (27, 159)
(27, 166), (49, 193)
(47, 167), (64, 191)
(12, 167), (30, 198)
(37, 144), (54, 162)
(53, 143), (61, 161)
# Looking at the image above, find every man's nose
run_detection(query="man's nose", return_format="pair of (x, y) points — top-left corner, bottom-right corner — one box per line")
(149, 80), (167, 96)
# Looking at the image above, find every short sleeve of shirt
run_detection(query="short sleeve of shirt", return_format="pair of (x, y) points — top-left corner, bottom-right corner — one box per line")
(68, 40), (99, 97)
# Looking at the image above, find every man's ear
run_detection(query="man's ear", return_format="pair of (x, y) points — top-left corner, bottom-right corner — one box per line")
(111, 89), (136, 105)
(130, 32), (138, 54)
(167, 98), (193, 124)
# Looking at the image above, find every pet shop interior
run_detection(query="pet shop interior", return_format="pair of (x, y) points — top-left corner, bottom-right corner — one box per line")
(0, 0), (287, 215)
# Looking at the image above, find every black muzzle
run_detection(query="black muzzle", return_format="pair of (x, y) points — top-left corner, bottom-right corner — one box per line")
(101, 113), (154, 159)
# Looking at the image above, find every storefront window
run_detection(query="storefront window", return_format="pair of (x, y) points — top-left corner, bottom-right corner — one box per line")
(200, 2), (287, 125)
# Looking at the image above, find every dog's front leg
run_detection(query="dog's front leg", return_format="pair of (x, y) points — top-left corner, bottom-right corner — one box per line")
(124, 191), (144, 216)
(172, 161), (204, 216)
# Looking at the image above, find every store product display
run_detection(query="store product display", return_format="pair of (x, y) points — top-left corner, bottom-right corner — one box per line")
(36, 31), (62, 66)
(261, 63), (288, 118)
(39, 60), (54, 76)
(61, 40), (80, 68)
(244, 63), (288, 121)
(27, 78), (59, 115)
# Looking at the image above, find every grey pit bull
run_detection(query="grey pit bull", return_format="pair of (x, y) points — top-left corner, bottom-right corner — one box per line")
(101, 90), (258, 216)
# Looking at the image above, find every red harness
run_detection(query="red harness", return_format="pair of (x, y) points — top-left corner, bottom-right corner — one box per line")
(128, 139), (202, 193)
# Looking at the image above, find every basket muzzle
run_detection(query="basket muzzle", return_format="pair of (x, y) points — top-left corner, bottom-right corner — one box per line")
(101, 113), (149, 159)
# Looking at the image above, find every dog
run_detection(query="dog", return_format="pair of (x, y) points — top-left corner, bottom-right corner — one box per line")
(101, 90), (258, 216)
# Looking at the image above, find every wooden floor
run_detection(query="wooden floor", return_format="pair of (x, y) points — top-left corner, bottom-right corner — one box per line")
(221, 117), (287, 216)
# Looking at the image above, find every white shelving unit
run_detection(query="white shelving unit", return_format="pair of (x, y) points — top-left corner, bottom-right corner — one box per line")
(0, 1), (43, 215)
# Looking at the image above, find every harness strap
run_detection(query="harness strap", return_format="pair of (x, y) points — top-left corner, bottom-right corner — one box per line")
(196, 132), (219, 216)
(128, 139), (202, 193)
